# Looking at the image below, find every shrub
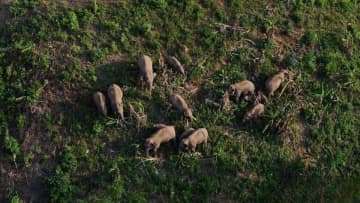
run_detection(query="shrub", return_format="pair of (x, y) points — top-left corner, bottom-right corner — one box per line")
(261, 57), (275, 76)
(284, 52), (299, 67)
(63, 11), (80, 32)
(146, 37), (161, 50)
(146, 0), (168, 9)
(89, 48), (108, 64)
(291, 11), (305, 26)
(186, 1), (205, 21)
(78, 9), (95, 27)
(302, 29), (318, 45)
(53, 31), (69, 42)
(4, 135), (20, 158)
(303, 52), (317, 72)
(283, 21), (294, 35)
(354, 32), (360, 41)
(109, 176), (125, 201)
(9, 195), (22, 203)
(315, 0), (328, 6)
(48, 167), (76, 203)
(132, 23), (152, 35)
(60, 146), (78, 173)
(126, 193), (147, 203)
(318, 51), (347, 77)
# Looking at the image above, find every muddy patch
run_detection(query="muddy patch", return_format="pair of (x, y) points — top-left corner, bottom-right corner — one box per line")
(0, 0), (11, 33)
(279, 108), (316, 168)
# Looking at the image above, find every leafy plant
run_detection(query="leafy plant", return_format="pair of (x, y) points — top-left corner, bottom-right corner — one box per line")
(63, 11), (80, 32)
(48, 168), (76, 203)
(89, 47), (108, 64)
(60, 146), (78, 173)
(303, 52), (317, 72)
(9, 195), (22, 203)
(4, 135), (20, 159)
(302, 29), (318, 45)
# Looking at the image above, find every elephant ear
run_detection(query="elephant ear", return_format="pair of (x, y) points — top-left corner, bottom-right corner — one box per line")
(184, 109), (196, 121)
(183, 139), (190, 146)
(228, 85), (235, 94)
(146, 139), (154, 147)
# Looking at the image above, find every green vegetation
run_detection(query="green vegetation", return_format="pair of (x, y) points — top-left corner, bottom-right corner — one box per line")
(0, 0), (359, 202)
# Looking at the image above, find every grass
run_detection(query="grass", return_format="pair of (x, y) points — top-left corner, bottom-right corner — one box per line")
(0, 0), (359, 202)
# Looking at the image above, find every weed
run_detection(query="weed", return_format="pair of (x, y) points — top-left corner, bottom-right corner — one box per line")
(89, 47), (108, 64)
(63, 11), (80, 32)
(302, 29), (318, 45)
(147, 0), (168, 9)
(302, 52), (317, 72)
(4, 135), (20, 159)
(9, 195), (22, 203)
(48, 167), (76, 203)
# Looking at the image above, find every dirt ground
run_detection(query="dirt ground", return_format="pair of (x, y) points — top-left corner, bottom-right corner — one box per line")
(0, 1), (11, 31)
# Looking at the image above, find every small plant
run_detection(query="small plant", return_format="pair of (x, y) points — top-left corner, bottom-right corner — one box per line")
(315, 0), (328, 7)
(61, 70), (71, 81)
(109, 175), (125, 201)
(354, 32), (360, 41)
(23, 152), (34, 167)
(60, 146), (78, 173)
(261, 57), (275, 76)
(284, 52), (299, 67)
(132, 23), (153, 35)
(89, 47), (108, 64)
(302, 29), (318, 45)
(63, 11), (80, 32)
(283, 21), (294, 35)
(53, 31), (68, 42)
(146, 0), (168, 9)
(291, 11), (305, 26)
(17, 114), (26, 130)
(48, 167), (76, 203)
(78, 9), (95, 27)
(318, 51), (347, 77)
(146, 37), (161, 50)
(4, 135), (20, 162)
(303, 52), (317, 72)
(186, 1), (205, 21)
(93, 120), (104, 135)
(9, 194), (22, 203)
(126, 193), (147, 203)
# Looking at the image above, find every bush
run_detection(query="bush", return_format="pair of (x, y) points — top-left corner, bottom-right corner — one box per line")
(303, 52), (317, 72)
(53, 31), (68, 42)
(89, 48), (108, 64)
(315, 0), (328, 7)
(9, 195), (23, 203)
(284, 52), (299, 67)
(48, 167), (76, 203)
(354, 32), (360, 41)
(78, 9), (95, 27)
(60, 146), (78, 173)
(132, 23), (153, 35)
(126, 193), (147, 203)
(318, 51), (347, 77)
(63, 11), (80, 32)
(4, 135), (20, 157)
(109, 176), (125, 201)
(291, 11), (305, 26)
(186, 1), (205, 21)
(261, 57), (275, 76)
(302, 29), (318, 45)
(146, 0), (168, 9)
